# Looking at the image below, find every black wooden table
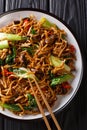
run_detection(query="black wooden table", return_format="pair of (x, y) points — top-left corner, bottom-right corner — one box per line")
(0, 0), (87, 130)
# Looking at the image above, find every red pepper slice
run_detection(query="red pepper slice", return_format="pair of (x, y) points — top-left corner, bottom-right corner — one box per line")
(23, 19), (30, 30)
(25, 25), (30, 30)
(23, 19), (29, 26)
(69, 45), (76, 53)
(24, 19), (27, 22)
(2, 69), (13, 76)
(62, 82), (71, 89)
(24, 19), (29, 23)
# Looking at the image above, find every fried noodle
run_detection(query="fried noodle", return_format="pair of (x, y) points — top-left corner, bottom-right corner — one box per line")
(0, 15), (76, 115)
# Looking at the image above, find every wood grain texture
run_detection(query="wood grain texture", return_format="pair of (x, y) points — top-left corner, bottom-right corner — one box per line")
(0, 115), (4, 130)
(0, 0), (5, 13)
(5, 0), (48, 11)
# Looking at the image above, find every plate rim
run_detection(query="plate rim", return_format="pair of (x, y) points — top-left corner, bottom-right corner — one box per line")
(0, 8), (83, 120)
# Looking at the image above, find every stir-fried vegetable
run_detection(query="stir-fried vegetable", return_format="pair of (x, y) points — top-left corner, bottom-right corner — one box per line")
(1, 69), (13, 76)
(0, 94), (37, 112)
(12, 67), (35, 79)
(27, 93), (37, 108)
(5, 46), (16, 64)
(50, 74), (73, 87)
(48, 70), (55, 80)
(50, 55), (71, 72)
(22, 47), (35, 56)
(0, 40), (9, 49)
(0, 59), (4, 66)
(0, 102), (37, 112)
(0, 102), (21, 112)
(69, 45), (76, 53)
(39, 17), (57, 28)
(23, 106), (34, 110)
(0, 33), (27, 41)
(31, 28), (37, 34)
(61, 34), (66, 40)
(62, 82), (71, 89)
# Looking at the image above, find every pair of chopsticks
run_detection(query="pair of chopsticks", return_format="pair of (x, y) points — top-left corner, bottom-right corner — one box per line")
(28, 78), (61, 130)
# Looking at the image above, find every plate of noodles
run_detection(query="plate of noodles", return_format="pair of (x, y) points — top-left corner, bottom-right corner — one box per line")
(0, 9), (83, 120)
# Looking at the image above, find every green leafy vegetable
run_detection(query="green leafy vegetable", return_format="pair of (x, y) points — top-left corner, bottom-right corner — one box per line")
(0, 40), (9, 49)
(27, 93), (37, 108)
(23, 105), (33, 110)
(22, 47), (34, 56)
(50, 74), (73, 87)
(0, 33), (27, 41)
(0, 102), (36, 112)
(0, 59), (4, 66)
(0, 103), (21, 112)
(22, 44), (38, 56)
(31, 28), (36, 34)
(61, 34), (66, 40)
(48, 70), (55, 79)
(5, 46), (16, 65)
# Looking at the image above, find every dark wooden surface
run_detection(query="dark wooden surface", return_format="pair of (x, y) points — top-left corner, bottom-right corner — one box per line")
(0, 0), (87, 130)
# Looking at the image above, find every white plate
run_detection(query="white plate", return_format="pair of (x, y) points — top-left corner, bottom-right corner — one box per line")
(0, 9), (83, 120)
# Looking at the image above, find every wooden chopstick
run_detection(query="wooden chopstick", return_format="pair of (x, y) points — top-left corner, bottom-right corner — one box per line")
(28, 79), (52, 130)
(33, 78), (61, 130)
(29, 78), (61, 130)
